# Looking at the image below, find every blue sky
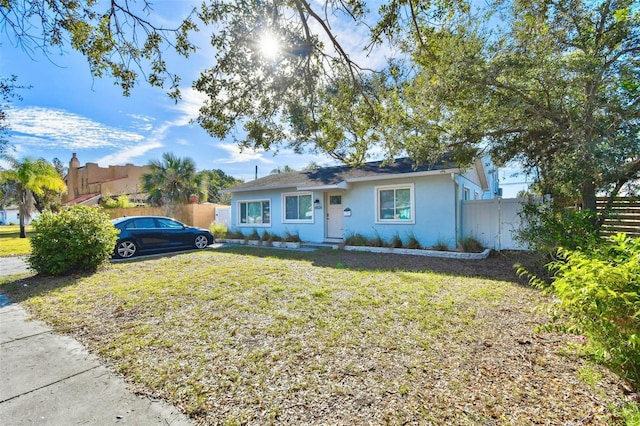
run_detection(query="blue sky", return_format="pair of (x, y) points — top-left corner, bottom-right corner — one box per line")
(0, 0), (529, 196)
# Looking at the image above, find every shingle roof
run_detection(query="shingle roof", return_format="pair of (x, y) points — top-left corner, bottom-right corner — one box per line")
(228, 156), (459, 193)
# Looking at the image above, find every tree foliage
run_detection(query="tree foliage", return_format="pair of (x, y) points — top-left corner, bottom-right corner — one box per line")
(1, 0), (197, 98)
(0, 75), (29, 153)
(141, 152), (200, 209)
(197, 169), (242, 205)
(0, 155), (66, 238)
(4, 0), (638, 236)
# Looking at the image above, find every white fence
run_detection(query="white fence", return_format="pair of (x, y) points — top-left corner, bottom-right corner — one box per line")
(462, 198), (528, 251)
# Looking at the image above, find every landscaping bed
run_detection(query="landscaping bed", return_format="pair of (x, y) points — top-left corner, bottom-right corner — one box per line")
(1, 248), (635, 425)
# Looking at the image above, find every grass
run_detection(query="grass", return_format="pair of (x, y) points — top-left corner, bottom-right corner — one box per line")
(0, 247), (632, 425)
(0, 225), (33, 256)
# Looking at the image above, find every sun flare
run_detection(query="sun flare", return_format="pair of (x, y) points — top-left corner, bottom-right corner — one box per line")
(258, 32), (281, 59)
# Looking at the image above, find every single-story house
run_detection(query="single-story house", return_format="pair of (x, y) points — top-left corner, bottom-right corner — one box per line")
(226, 156), (499, 248)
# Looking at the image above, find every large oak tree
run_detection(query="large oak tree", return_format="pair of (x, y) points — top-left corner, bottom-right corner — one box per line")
(3, 0), (638, 227)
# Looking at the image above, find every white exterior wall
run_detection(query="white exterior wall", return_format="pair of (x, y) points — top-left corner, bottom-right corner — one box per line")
(461, 198), (527, 250)
(0, 208), (37, 225)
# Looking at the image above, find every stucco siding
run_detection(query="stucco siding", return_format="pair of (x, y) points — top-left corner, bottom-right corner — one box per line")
(230, 187), (326, 242)
(342, 174), (458, 248)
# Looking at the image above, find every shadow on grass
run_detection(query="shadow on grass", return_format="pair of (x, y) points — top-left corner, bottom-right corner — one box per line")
(215, 245), (548, 284)
(0, 272), (90, 305)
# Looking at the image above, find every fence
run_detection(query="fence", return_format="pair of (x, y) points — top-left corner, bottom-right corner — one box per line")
(461, 198), (527, 251)
(598, 197), (640, 238)
(462, 196), (640, 251)
(105, 203), (224, 229)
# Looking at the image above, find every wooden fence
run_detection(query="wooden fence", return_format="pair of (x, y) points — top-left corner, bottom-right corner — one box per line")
(598, 197), (640, 238)
(105, 203), (224, 229)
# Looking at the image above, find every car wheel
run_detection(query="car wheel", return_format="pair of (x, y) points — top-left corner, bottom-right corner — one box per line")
(116, 240), (138, 258)
(194, 235), (209, 249)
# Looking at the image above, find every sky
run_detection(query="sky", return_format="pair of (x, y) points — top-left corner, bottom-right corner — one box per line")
(0, 0), (529, 196)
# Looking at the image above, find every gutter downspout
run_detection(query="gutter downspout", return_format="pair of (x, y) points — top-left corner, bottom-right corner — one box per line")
(452, 173), (459, 245)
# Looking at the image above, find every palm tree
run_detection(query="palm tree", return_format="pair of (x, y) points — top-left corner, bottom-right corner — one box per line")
(0, 156), (66, 238)
(141, 153), (201, 214)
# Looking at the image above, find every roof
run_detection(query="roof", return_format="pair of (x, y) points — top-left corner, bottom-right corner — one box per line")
(228, 156), (460, 193)
(63, 193), (101, 206)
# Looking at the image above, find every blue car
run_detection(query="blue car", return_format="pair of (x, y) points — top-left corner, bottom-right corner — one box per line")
(111, 216), (214, 258)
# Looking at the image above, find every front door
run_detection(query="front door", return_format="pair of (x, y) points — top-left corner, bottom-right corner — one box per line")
(326, 192), (344, 240)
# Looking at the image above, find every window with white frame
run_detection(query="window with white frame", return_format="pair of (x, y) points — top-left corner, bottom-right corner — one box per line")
(463, 187), (470, 200)
(283, 192), (313, 222)
(376, 184), (414, 223)
(238, 200), (270, 225)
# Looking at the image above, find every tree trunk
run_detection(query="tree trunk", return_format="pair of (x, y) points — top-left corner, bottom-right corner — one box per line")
(581, 179), (598, 228)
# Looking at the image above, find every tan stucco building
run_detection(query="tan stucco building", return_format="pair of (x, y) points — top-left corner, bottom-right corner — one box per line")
(63, 153), (150, 206)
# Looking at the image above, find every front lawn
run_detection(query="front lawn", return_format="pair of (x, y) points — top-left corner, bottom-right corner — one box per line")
(1, 247), (633, 424)
(0, 225), (32, 256)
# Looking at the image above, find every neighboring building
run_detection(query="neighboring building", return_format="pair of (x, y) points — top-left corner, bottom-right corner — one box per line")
(63, 153), (150, 206)
(0, 206), (38, 225)
(226, 156), (499, 247)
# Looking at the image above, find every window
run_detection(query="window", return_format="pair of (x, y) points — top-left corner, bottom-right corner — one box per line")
(463, 187), (470, 200)
(376, 184), (414, 223)
(283, 193), (313, 222)
(238, 200), (270, 225)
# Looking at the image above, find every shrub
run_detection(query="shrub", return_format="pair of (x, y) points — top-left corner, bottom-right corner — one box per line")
(344, 233), (367, 246)
(458, 237), (484, 253)
(259, 230), (271, 242)
(210, 223), (227, 239)
(225, 229), (244, 239)
(404, 234), (422, 249)
(268, 233), (282, 242)
(366, 234), (386, 247)
(283, 231), (301, 243)
(246, 229), (261, 240)
(528, 233), (640, 391)
(517, 201), (603, 256)
(28, 205), (119, 276)
(389, 233), (403, 248)
(432, 239), (450, 251)
(102, 194), (135, 209)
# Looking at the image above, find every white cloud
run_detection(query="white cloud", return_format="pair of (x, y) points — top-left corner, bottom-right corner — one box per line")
(96, 141), (164, 166)
(216, 143), (275, 164)
(8, 107), (145, 150)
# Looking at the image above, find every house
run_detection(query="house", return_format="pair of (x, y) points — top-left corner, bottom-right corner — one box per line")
(63, 153), (150, 206)
(0, 206), (38, 225)
(226, 156), (499, 248)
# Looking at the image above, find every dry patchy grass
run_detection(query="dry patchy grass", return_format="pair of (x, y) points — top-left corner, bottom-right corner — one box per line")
(1, 247), (635, 425)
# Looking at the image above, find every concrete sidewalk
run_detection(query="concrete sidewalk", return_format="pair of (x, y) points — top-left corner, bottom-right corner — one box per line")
(0, 302), (194, 425)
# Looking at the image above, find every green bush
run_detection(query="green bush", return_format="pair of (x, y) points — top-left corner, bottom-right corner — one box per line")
(534, 233), (640, 391)
(517, 201), (603, 256)
(102, 195), (135, 209)
(209, 223), (227, 239)
(28, 205), (119, 276)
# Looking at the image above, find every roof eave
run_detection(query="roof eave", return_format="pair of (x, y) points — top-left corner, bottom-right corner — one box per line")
(344, 168), (461, 183)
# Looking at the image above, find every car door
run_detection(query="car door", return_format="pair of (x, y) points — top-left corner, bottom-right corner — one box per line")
(155, 218), (189, 249)
(128, 217), (169, 251)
